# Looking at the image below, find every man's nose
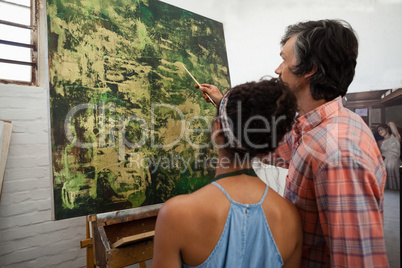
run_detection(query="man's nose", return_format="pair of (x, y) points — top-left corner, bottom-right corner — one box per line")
(275, 64), (282, 75)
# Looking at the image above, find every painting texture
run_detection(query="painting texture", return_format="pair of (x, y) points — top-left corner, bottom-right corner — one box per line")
(47, 0), (231, 219)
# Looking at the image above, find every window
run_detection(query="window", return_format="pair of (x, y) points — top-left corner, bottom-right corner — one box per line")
(0, 0), (38, 85)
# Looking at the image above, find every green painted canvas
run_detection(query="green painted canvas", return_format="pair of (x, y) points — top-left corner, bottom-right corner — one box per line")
(47, 0), (231, 219)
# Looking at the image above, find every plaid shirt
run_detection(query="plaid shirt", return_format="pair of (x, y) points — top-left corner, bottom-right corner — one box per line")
(272, 97), (389, 267)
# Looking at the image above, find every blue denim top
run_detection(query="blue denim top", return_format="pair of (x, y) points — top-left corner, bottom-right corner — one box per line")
(182, 181), (284, 268)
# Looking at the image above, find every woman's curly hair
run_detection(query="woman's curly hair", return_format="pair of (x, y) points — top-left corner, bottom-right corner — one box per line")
(219, 78), (297, 159)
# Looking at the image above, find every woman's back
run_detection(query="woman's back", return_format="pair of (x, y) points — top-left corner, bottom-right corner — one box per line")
(153, 173), (302, 268)
(151, 79), (300, 268)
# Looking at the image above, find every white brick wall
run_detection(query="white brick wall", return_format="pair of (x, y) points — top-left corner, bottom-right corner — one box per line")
(0, 2), (149, 266)
(0, 1), (92, 265)
(0, 84), (87, 267)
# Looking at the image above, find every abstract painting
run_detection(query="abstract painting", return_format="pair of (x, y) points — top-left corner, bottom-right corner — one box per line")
(47, 0), (231, 219)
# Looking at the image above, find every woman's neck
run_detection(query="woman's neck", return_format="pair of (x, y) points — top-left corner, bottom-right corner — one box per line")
(384, 133), (391, 139)
(214, 150), (253, 177)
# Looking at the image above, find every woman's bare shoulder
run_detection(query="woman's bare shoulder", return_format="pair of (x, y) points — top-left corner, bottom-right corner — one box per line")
(157, 184), (219, 223)
(266, 187), (300, 223)
(264, 187), (302, 265)
(153, 185), (219, 268)
(157, 193), (194, 224)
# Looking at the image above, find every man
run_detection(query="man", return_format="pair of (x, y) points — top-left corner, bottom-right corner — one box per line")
(199, 19), (389, 267)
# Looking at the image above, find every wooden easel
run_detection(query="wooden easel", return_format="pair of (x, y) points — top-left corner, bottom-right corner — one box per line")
(81, 204), (161, 268)
(81, 215), (96, 268)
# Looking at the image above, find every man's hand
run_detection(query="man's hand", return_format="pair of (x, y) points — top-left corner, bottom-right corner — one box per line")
(196, 84), (223, 106)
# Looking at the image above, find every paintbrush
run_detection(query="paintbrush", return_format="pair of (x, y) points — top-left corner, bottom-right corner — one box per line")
(181, 64), (218, 107)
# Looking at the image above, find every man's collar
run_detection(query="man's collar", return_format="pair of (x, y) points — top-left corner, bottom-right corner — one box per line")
(294, 96), (343, 133)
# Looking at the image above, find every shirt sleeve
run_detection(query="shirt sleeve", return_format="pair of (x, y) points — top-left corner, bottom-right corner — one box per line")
(314, 159), (389, 267)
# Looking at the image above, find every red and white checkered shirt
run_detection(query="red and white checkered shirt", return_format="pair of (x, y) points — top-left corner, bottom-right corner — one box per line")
(271, 96), (389, 267)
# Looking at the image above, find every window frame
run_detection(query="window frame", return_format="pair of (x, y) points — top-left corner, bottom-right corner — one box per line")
(0, 0), (38, 86)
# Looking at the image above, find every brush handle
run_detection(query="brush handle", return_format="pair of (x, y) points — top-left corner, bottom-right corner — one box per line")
(182, 64), (217, 107)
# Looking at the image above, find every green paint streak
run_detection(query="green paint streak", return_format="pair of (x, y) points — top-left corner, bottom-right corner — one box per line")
(182, 10), (193, 19)
(128, 189), (146, 207)
(99, 91), (125, 104)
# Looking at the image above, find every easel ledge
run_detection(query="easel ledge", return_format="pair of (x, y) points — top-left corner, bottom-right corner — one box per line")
(81, 204), (162, 268)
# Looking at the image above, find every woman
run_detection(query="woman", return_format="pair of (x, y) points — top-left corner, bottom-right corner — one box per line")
(152, 79), (302, 268)
(377, 123), (401, 190)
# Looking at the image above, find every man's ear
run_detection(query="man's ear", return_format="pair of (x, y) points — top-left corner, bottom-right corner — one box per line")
(304, 64), (317, 79)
